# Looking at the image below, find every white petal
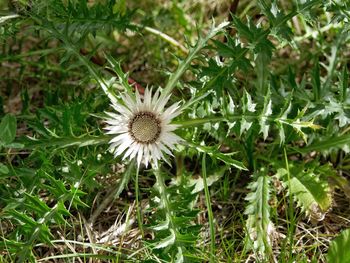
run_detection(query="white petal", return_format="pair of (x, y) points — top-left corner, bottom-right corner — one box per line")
(155, 144), (166, 163)
(161, 103), (181, 124)
(161, 124), (180, 132)
(135, 88), (142, 112)
(155, 93), (171, 113)
(136, 145), (144, 168)
(108, 142), (120, 152)
(111, 103), (133, 117)
(109, 133), (130, 144)
(105, 111), (121, 119)
(105, 121), (128, 130)
(129, 143), (141, 160)
(105, 119), (122, 125)
(104, 114), (128, 125)
(160, 132), (183, 149)
(105, 127), (128, 134)
(120, 93), (137, 112)
(144, 88), (152, 110)
(157, 142), (173, 156)
(115, 136), (133, 156)
(151, 88), (161, 106)
(123, 142), (137, 160)
(150, 144), (161, 164)
(143, 144), (151, 167)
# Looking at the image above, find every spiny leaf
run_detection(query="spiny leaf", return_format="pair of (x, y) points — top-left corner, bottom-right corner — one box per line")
(232, 15), (274, 56)
(153, 229), (176, 249)
(163, 20), (229, 96)
(189, 168), (225, 194)
(325, 98), (350, 127)
(0, 114), (17, 145)
(243, 90), (256, 113)
(175, 247), (184, 263)
(327, 228), (350, 263)
(259, 88), (273, 140)
(149, 171), (200, 260)
(150, 216), (170, 231)
(245, 169), (275, 256)
(5, 210), (37, 227)
(277, 103), (321, 143)
(276, 166), (332, 220)
(23, 135), (108, 149)
(195, 144), (247, 170)
(258, 0), (293, 40)
(240, 118), (253, 136)
(291, 133), (350, 154)
(276, 96), (293, 144)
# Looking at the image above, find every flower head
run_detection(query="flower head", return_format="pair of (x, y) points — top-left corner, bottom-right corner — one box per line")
(104, 88), (183, 168)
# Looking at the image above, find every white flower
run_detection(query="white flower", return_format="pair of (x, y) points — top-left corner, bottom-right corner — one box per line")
(104, 88), (183, 168)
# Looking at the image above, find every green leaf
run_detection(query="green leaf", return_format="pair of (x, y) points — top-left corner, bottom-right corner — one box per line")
(153, 229), (176, 249)
(113, 0), (126, 15)
(341, 65), (348, 102)
(23, 193), (50, 215)
(240, 118), (253, 136)
(255, 53), (270, 94)
(150, 216), (170, 231)
(245, 169), (274, 256)
(23, 135), (108, 149)
(232, 16), (254, 41)
(175, 247), (184, 263)
(291, 133), (350, 154)
(277, 103), (321, 143)
(259, 0), (294, 39)
(6, 210), (37, 227)
(162, 20), (229, 97)
(243, 90), (256, 113)
(0, 163), (9, 175)
(212, 39), (236, 57)
(259, 88), (272, 140)
(276, 165), (332, 220)
(195, 145), (247, 170)
(0, 114), (17, 145)
(189, 167), (225, 194)
(327, 228), (350, 263)
(312, 59), (321, 101)
(4, 142), (24, 149)
(320, 97), (350, 128)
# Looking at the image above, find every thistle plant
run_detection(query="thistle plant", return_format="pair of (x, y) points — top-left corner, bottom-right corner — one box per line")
(104, 87), (183, 168)
(1, 0), (350, 262)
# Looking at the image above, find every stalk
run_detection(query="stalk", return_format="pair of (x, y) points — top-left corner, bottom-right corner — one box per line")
(202, 154), (216, 262)
(161, 22), (229, 99)
(154, 167), (176, 232)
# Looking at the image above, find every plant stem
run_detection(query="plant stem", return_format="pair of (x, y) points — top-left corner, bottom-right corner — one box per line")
(283, 147), (295, 261)
(135, 164), (144, 237)
(0, 13), (19, 24)
(202, 154), (216, 262)
(161, 22), (229, 99)
(154, 167), (176, 232)
(173, 116), (224, 127)
(174, 115), (260, 127)
(131, 23), (188, 54)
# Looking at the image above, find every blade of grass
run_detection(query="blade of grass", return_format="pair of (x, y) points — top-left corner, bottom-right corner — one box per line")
(202, 154), (215, 262)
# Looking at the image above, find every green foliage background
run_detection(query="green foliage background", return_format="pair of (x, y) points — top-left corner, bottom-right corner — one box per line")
(1, 0), (350, 262)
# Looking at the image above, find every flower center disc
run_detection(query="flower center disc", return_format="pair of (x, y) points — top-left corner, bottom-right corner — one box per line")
(129, 112), (161, 143)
